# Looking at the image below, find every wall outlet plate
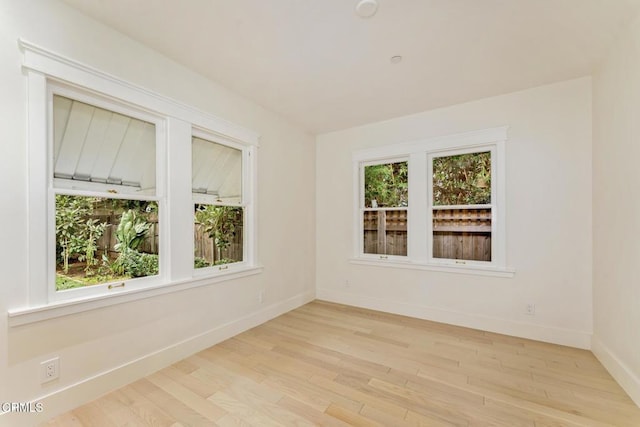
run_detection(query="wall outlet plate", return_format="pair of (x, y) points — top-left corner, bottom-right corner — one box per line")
(40, 357), (59, 383)
(525, 303), (536, 315)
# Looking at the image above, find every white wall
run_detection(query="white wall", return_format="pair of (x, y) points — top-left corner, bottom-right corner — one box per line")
(316, 77), (593, 349)
(0, 0), (315, 425)
(592, 13), (640, 406)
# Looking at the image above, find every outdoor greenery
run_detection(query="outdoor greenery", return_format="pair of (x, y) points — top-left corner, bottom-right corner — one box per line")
(364, 161), (408, 208)
(55, 195), (159, 290)
(432, 151), (491, 206)
(194, 205), (243, 267)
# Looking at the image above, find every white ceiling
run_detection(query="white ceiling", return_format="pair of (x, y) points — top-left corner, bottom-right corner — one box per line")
(62, 0), (640, 134)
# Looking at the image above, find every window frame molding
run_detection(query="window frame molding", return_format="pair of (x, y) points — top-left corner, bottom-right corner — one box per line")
(12, 39), (261, 324)
(351, 127), (513, 277)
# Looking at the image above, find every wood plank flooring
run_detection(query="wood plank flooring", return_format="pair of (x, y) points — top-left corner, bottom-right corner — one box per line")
(45, 301), (640, 426)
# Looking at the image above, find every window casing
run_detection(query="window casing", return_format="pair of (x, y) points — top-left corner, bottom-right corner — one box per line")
(353, 127), (510, 276)
(19, 40), (260, 317)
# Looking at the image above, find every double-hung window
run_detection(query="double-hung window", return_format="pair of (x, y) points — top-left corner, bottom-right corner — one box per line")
(50, 86), (165, 299)
(429, 149), (493, 263)
(361, 159), (408, 258)
(17, 40), (260, 319)
(354, 127), (510, 276)
(192, 133), (247, 271)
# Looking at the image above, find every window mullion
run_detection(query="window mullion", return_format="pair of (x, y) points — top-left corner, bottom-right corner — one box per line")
(166, 117), (193, 282)
(408, 152), (427, 261)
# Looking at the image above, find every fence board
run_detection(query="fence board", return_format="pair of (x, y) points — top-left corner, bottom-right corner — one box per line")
(363, 208), (491, 261)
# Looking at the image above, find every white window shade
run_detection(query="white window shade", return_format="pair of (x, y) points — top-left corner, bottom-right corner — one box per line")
(192, 136), (242, 204)
(53, 95), (156, 195)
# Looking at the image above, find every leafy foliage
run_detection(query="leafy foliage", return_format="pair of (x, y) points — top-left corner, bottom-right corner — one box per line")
(120, 250), (159, 277)
(432, 152), (491, 206)
(364, 161), (408, 208)
(55, 196), (158, 289)
(194, 257), (210, 269)
(114, 209), (152, 253)
(55, 195), (106, 274)
(194, 205), (243, 266)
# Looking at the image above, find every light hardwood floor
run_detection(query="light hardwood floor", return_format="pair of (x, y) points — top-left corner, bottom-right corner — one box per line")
(45, 301), (640, 426)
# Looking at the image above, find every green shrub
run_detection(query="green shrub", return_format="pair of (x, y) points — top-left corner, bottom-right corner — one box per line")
(120, 250), (159, 277)
(194, 257), (210, 269)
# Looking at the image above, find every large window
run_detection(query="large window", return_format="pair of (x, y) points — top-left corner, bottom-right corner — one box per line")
(361, 160), (408, 257)
(192, 135), (245, 270)
(430, 150), (492, 262)
(52, 92), (163, 295)
(19, 40), (260, 315)
(354, 127), (509, 275)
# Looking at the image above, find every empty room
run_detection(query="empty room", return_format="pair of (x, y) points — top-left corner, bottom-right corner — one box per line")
(1, 0), (640, 425)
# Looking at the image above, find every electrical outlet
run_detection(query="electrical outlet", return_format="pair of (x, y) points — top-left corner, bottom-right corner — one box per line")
(40, 357), (59, 383)
(258, 291), (264, 304)
(345, 279), (350, 288)
(525, 303), (536, 315)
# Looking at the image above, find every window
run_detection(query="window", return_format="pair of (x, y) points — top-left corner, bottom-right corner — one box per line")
(353, 127), (510, 276)
(192, 135), (245, 270)
(18, 40), (260, 317)
(361, 160), (408, 257)
(430, 150), (493, 262)
(51, 91), (164, 296)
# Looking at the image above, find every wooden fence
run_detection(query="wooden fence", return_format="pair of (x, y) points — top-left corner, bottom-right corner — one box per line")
(194, 224), (243, 263)
(94, 211), (159, 258)
(363, 210), (408, 256)
(363, 208), (492, 261)
(433, 208), (491, 261)
(93, 212), (242, 264)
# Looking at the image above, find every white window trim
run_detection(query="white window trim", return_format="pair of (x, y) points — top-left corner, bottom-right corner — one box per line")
(351, 127), (514, 278)
(10, 39), (261, 325)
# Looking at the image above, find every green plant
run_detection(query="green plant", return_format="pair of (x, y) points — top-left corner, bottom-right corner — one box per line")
(194, 205), (242, 264)
(114, 209), (151, 253)
(55, 195), (92, 274)
(120, 250), (159, 277)
(194, 257), (210, 269)
(78, 218), (106, 275)
(432, 151), (491, 205)
(364, 161), (408, 208)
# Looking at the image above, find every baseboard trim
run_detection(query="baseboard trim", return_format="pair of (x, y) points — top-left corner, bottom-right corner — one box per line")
(592, 336), (640, 407)
(316, 288), (591, 349)
(1, 290), (315, 427)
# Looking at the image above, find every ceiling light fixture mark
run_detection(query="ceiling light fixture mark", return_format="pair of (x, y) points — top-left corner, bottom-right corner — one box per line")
(355, 0), (379, 18)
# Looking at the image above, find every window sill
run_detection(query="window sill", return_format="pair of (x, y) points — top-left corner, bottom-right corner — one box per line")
(7, 266), (263, 327)
(349, 258), (515, 278)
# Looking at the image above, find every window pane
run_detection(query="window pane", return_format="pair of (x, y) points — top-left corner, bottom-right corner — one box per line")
(432, 152), (490, 206)
(364, 161), (408, 208)
(432, 207), (491, 261)
(55, 195), (159, 291)
(192, 137), (242, 204)
(194, 205), (243, 268)
(363, 209), (407, 256)
(53, 95), (156, 195)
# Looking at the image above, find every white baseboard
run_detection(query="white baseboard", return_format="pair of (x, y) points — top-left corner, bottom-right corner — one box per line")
(592, 336), (640, 407)
(316, 288), (592, 349)
(0, 290), (315, 427)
